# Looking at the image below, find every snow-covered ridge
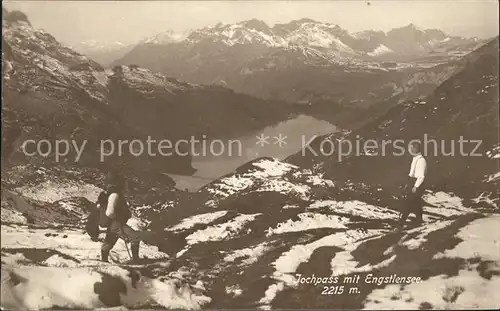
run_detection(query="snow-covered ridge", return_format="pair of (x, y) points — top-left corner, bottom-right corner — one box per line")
(2, 13), (208, 104)
(116, 65), (202, 93)
(142, 19), (483, 59)
(203, 158), (335, 207)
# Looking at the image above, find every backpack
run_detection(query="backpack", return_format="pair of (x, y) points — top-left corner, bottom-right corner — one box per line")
(84, 191), (108, 241)
(97, 191), (112, 227)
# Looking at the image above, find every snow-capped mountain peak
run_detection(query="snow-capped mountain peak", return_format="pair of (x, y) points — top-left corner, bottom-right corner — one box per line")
(237, 18), (271, 33)
(70, 40), (128, 53)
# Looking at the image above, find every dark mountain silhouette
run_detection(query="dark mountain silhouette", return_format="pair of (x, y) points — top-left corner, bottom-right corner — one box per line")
(288, 37), (499, 206)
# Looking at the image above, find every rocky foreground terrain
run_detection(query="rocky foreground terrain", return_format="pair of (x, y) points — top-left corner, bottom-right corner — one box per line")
(1, 8), (499, 311)
(1, 156), (499, 309)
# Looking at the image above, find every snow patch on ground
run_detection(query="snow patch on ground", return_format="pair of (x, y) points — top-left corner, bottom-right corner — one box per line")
(251, 158), (297, 178)
(177, 213), (261, 257)
(329, 231), (394, 276)
(330, 251), (397, 276)
(1, 207), (28, 225)
(259, 229), (385, 308)
(308, 200), (399, 220)
(42, 254), (80, 268)
(368, 44), (393, 56)
(1, 225), (168, 265)
(258, 282), (285, 308)
(205, 176), (254, 205)
(306, 174), (335, 187)
(1, 253), (30, 266)
(0, 265), (211, 310)
(435, 215), (500, 261)
(484, 172), (500, 183)
(127, 217), (150, 231)
(471, 192), (498, 208)
(364, 266), (499, 309)
(365, 215), (500, 309)
(423, 192), (472, 217)
(255, 179), (310, 200)
(266, 213), (347, 236)
(14, 180), (101, 203)
(185, 213), (261, 246)
(167, 211), (229, 231)
(204, 158), (298, 206)
(486, 145), (500, 159)
(273, 230), (380, 286)
(223, 242), (270, 266)
(400, 220), (454, 250)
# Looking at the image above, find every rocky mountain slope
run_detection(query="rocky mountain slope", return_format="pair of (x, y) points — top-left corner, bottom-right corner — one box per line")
(70, 40), (135, 67)
(112, 19), (487, 108)
(288, 37), (499, 206)
(123, 19), (484, 62)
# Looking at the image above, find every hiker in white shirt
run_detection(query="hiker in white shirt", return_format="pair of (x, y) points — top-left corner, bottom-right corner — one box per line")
(399, 141), (427, 225)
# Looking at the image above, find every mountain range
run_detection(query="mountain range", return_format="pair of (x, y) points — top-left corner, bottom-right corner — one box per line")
(110, 19), (488, 111)
(117, 19), (484, 60)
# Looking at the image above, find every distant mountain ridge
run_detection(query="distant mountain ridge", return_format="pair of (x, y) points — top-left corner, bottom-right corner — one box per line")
(70, 40), (135, 67)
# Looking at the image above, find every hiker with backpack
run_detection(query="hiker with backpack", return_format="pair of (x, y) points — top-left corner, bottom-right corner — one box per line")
(399, 141), (427, 226)
(98, 171), (142, 263)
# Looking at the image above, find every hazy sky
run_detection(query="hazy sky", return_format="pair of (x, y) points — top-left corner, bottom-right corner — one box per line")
(4, 1), (499, 45)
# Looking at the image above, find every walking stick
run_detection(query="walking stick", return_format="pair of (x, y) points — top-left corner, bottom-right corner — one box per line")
(120, 224), (133, 261)
(123, 239), (132, 261)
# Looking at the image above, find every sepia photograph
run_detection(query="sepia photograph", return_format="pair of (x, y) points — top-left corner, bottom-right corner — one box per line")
(1, 0), (499, 309)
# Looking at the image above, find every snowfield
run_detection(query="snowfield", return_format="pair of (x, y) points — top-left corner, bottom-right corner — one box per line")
(203, 158), (334, 208)
(364, 216), (500, 309)
(14, 180), (101, 203)
(0, 224), (210, 310)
